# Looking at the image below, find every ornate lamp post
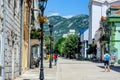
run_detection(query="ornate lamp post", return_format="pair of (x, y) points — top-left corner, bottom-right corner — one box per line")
(49, 24), (53, 68)
(38, 0), (48, 80)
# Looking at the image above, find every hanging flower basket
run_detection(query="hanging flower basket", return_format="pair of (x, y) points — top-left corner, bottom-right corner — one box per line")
(49, 36), (54, 39)
(37, 16), (48, 23)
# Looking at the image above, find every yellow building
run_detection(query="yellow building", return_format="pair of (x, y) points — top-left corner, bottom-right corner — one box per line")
(22, 0), (30, 72)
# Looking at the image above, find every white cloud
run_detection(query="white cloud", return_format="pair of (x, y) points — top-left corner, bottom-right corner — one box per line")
(48, 12), (60, 16)
(63, 15), (74, 19)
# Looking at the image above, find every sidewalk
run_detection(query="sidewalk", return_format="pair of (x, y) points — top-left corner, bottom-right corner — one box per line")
(15, 60), (57, 80)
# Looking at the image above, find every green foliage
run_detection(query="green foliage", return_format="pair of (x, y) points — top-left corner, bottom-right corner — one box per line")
(63, 34), (79, 55)
(55, 38), (66, 54)
(118, 59), (120, 64)
(31, 28), (41, 39)
(44, 35), (50, 51)
(55, 34), (79, 56)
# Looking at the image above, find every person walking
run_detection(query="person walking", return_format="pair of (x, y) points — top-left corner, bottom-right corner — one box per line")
(47, 53), (50, 60)
(104, 50), (111, 72)
(53, 53), (58, 65)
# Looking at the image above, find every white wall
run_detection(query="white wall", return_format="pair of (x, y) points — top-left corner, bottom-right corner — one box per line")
(89, 1), (110, 44)
(62, 34), (68, 38)
(80, 29), (89, 58)
(92, 2), (102, 39)
(80, 34), (84, 42)
(84, 29), (89, 40)
(102, 2), (109, 16)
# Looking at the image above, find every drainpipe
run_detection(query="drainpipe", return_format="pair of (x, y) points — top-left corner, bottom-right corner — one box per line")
(19, 0), (24, 75)
(28, 20), (31, 69)
(1, 0), (6, 79)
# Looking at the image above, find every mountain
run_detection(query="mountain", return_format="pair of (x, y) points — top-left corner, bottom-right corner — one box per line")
(44, 14), (89, 41)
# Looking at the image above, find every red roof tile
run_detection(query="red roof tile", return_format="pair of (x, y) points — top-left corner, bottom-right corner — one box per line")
(114, 10), (120, 15)
(111, 4), (120, 9)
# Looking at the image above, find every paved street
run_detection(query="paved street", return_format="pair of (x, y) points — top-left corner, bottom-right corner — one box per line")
(57, 58), (120, 80)
(15, 58), (120, 80)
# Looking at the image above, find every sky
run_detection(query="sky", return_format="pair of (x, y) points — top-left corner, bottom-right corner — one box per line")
(45, 0), (90, 18)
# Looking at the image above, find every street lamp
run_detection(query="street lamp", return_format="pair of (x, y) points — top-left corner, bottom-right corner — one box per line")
(38, 0), (48, 80)
(49, 24), (53, 68)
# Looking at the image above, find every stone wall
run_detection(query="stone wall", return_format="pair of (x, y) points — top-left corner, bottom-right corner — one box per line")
(1, 0), (21, 79)
(0, 0), (3, 77)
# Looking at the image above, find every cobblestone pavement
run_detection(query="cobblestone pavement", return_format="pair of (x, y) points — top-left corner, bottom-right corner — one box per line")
(15, 58), (120, 80)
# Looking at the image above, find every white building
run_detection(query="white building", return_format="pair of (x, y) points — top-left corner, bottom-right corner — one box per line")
(89, 0), (120, 60)
(62, 29), (76, 38)
(62, 34), (68, 38)
(88, 0), (120, 44)
(80, 29), (89, 58)
(68, 29), (76, 35)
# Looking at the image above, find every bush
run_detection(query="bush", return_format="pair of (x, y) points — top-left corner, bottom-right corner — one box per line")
(118, 59), (120, 64)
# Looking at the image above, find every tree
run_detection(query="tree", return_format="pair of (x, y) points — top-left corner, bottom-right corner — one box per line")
(55, 37), (66, 54)
(44, 35), (50, 51)
(63, 34), (79, 56)
(55, 34), (79, 58)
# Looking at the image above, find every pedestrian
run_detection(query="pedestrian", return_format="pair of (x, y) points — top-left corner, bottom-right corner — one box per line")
(53, 53), (58, 65)
(47, 53), (50, 60)
(104, 50), (111, 72)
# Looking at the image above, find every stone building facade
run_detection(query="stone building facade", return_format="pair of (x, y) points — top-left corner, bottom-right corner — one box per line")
(0, 0), (2, 67)
(0, 0), (22, 79)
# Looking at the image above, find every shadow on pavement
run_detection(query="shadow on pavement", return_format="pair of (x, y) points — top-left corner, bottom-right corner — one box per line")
(98, 65), (120, 73)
